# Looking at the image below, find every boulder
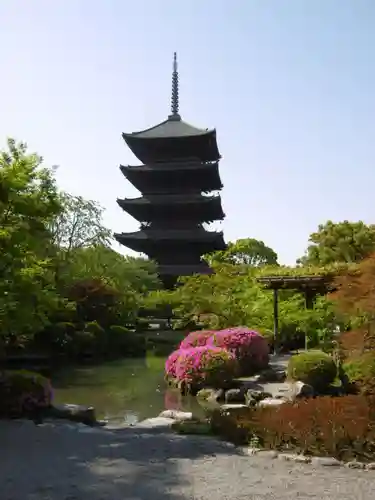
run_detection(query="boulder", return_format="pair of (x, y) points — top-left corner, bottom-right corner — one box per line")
(196, 388), (225, 403)
(224, 387), (247, 403)
(158, 410), (193, 421)
(220, 404), (249, 416)
(48, 404), (97, 426)
(289, 381), (314, 399)
(258, 398), (286, 408)
(245, 390), (272, 406)
(136, 417), (175, 429)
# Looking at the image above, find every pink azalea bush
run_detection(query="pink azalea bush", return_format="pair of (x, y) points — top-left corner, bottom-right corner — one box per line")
(0, 370), (53, 417)
(208, 327), (269, 374)
(165, 349), (184, 379)
(179, 330), (216, 349)
(174, 345), (238, 388)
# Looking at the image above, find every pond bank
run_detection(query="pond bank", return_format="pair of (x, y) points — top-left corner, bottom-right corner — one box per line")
(0, 418), (373, 500)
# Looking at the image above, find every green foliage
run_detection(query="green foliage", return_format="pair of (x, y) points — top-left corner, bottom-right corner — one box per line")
(0, 369), (53, 417)
(287, 350), (337, 390)
(207, 238), (278, 266)
(109, 325), (145, 356)
(298, 220), (375, 266)
(343, 353), (375, 395)
(146, 261), (339, 350)
(0, 139), (63, 345)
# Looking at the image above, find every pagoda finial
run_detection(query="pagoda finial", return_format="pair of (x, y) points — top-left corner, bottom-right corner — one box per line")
(169, 52), (180, 120)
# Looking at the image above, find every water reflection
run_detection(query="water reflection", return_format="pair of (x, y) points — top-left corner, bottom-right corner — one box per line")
(52, 355), (207, 422)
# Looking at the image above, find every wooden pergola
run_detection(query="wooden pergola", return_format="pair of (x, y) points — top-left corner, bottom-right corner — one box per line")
(257, 275), (335, 353)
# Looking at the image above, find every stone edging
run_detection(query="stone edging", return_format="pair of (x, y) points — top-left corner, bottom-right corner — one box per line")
(238, 447), (375, 471)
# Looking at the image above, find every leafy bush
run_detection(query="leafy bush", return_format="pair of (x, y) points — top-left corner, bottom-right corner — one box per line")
(210, 395), (375, 461)
(180, 330), (216, 349)
(0, 370), (53, 418)
(287, 350), (337, 390)
(108, 325), (145, 357)
(208, 327), (269, 374)
(343, 353), (375, 395)
(172, 346), (238, 389)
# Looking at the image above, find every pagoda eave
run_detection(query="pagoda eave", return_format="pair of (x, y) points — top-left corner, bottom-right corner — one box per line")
(122, 131), (220, 164)
(114, 230), (226, 254)
(119, 163), (223, 194)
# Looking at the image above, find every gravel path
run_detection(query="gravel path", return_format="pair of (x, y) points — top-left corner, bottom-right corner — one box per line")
(0, 420), (374, 500)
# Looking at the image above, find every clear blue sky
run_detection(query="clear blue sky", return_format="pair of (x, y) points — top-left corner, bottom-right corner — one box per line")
(1, 0), (374, 264)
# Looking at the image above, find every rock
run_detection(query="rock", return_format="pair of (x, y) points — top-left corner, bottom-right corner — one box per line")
(345, 461), (365, 469)
(311, 456), (342, 467)
(158, 410), (193, 421)
(245, 390), (272, 406)
(225, 387), (247, 403)
(48, 404), (97, 426)
(136, 417), (175, 428)
(290, 381), (314, 399)
(365, 462), (375, 470)
(220, 404), (249, 416)
(196, 388), (224, 403)
(258, 398), (286, 408)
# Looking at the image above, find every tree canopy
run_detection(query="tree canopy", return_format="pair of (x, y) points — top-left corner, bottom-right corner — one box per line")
(298, 220), (375, 266)
(207, 238), (278, 267)
(0, 139), (160, 358)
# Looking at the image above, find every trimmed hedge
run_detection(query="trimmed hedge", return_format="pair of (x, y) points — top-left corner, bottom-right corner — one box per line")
(0, 370), (53, 418)
(287, 350), (337, 390)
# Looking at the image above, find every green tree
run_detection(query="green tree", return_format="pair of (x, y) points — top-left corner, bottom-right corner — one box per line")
(208, 238), (278, 267)
(67, 245), (160, 293)
(0, 139), (62, 346)
(48, 193), (112, 287)
(298, 220), (375, 266)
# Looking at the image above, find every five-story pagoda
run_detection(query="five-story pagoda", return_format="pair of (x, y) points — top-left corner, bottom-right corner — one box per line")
(115, 53), (226, 288)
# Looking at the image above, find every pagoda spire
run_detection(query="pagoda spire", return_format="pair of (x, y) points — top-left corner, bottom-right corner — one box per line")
(169, 52), (180, 120)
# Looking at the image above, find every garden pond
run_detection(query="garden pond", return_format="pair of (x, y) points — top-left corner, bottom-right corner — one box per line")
(51, 354), (206, 425)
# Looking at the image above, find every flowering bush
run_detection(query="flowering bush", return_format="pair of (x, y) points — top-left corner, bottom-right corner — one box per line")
(0, 370), (53, 418)
(165, 349), (184, 379)
(208, 327), (269, 374)
(179, 330), (216, 349)
(173, 346), (238, 389)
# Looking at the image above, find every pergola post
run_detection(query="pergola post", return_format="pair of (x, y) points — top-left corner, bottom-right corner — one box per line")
(304, 290), (315, 350)
(273, 288), (279, 354)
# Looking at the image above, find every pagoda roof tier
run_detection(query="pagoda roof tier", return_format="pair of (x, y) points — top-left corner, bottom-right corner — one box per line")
(122, 116), (220, 164)
(115, 229), (226, 254)
(120, 161), (223, 194)
(117, 194), (225, 223)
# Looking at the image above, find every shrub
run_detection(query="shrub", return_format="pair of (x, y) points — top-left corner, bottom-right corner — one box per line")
(179, 330), (216, 349)
(343, 353), (375, 395)
(287, 350), (337, 390)
(208, 327), (269, 374)
(165, 349), (184, 379)
(210, 395), (375, 461)
(0, 370), (53, 418)
(173, 346), (238, 389)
